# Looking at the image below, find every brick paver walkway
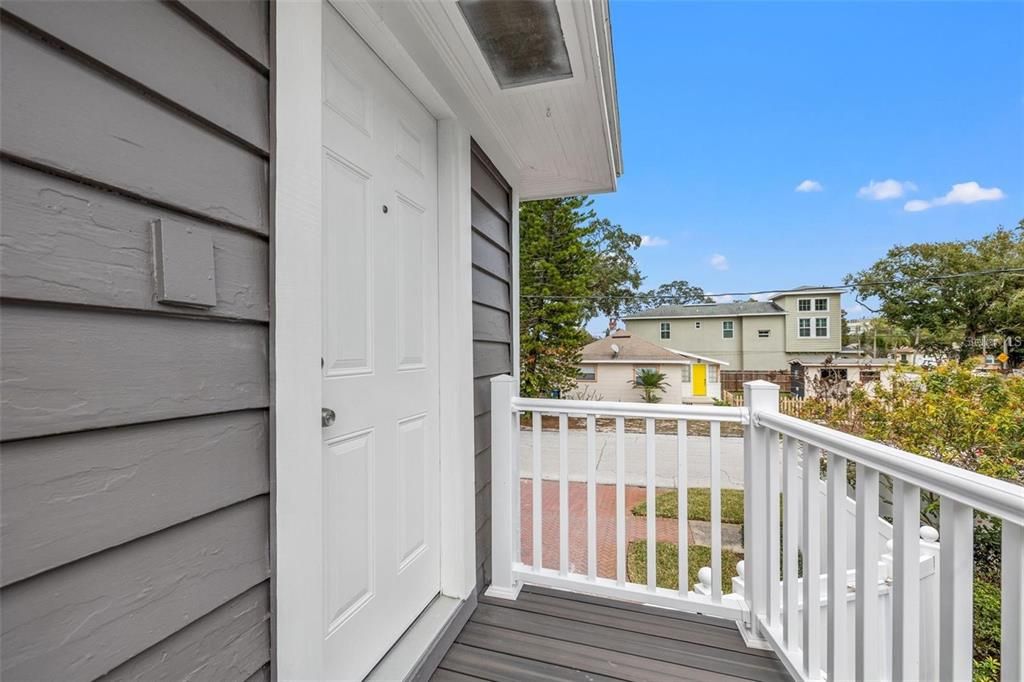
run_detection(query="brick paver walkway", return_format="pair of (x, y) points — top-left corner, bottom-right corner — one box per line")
(519, 479), (692, 579)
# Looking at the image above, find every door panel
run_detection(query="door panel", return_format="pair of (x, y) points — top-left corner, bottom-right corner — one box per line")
(320, 4), (440, 678)
(693, 364), (707, 397)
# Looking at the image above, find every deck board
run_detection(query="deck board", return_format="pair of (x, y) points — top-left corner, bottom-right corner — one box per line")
(432, 586), (788, 681)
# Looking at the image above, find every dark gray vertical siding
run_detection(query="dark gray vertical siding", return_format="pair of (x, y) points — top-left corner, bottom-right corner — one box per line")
(469, 144), (514, 591)
(0, 2), (272, 679)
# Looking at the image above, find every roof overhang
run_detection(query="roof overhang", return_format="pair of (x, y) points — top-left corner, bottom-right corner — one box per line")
(623, 312), (786, 321)
(581, 359), (692, 365)
(667, 349), (730, 366)
(359, 0), (621, 199)
(769, 288), (846, 300)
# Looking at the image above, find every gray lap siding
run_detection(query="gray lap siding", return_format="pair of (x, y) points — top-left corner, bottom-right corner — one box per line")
(470, 143), (514, 592)
(0, 2), (271, 679)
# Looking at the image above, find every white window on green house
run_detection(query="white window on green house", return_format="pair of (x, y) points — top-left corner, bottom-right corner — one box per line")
(799, 318), (811, 337)
(578, 365), (596, 381)
(722, 320), (734, 338)
(634, 366), (657, 380)
(708, 365), (719, 382)
(814, 297), (829, 311)
(660, 321), (671, 339)
(798, 298), (811, 312)
(758, 329), (770, 338)
(680, 364), (691, 382)
(815, 317), (829, 337)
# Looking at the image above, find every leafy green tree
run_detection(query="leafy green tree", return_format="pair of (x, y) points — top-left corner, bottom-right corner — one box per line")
(632, 369), (670, 403)
(620, 280), (711, 316)
(519, 197), (642, 397)
(846, 223), (1024, 361)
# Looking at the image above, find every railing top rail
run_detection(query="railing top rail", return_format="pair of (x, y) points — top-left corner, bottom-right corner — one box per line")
(756, 410), (1024, 526)
(509, 396), (748, 423)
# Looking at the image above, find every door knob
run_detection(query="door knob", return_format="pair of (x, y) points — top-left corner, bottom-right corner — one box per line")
(322, 407), (336, 428)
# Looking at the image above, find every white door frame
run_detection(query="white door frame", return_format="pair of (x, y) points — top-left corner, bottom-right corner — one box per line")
(273, 2), (478, 678)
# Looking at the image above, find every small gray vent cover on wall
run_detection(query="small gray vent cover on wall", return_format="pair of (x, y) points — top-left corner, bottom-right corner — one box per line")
(458, 0), (573, 89)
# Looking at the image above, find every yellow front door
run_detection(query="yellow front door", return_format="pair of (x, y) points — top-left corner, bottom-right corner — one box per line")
(693, 364), (707, 397)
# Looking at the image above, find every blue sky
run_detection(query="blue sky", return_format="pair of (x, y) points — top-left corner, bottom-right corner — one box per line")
(589, 0), (1024, 331)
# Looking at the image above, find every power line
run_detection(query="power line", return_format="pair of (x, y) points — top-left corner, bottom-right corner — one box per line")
(520, 267), (1024, 302)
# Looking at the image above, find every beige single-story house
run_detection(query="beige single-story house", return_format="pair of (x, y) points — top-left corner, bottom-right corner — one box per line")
(574, 330), (727, 403)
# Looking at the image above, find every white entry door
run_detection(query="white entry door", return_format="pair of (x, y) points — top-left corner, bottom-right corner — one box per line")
(320, 3), (440, 679)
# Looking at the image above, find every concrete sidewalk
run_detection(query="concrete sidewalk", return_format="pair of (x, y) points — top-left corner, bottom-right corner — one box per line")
(518, 429), (746, 489)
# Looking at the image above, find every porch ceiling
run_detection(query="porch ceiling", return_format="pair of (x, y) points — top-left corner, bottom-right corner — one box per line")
(371, 0), (622, 199)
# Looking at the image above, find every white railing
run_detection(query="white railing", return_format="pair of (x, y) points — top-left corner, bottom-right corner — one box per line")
(486, 374), (749, 620)
(746, 381), (1024, 682)
(486, 375), (1024, 682)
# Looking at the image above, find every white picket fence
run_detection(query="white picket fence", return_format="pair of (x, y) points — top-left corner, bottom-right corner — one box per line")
(486, 376), (1024, 682)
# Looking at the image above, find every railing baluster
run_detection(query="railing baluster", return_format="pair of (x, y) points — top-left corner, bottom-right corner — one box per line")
(939, 497), (973, 681)
(678, 419), (688, 598)
(855, 464), (879, 681)
(532, 410), (542, 572)
(782, 435), (799, 649)
(559, 412), (569, 576)
(766, 428), (780, 626)
(586, 414), (597, 581)
(616, 416), (626, 586)
(802, 444), (821, 679)
(710, 420), (722, 602)
(1003, 521), (1024, 682)
(827, 453), (848, 681)
(892, 479), (921, 681)
(646, 417), (657, 591)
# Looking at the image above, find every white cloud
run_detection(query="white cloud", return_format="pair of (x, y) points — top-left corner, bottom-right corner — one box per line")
(710, 294), (734, 303)
(903, 181), (1006, 212)
(857, 179), (917, 201)
(709, 253), (729, 271)
(639, 235), (669, 247)
(795, 179), (823, 193)
(751, 292), (776, 302)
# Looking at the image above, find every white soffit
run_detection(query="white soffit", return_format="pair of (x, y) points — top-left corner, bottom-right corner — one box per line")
(395, 0), (621, 199)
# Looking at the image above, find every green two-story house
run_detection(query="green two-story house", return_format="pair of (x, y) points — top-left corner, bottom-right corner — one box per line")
(622, 287), (845, 371)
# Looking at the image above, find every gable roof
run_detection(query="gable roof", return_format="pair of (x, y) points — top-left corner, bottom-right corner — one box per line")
(622, 301), (784, 320)
(581, 330), (690, 363)
(768, 285), (845, 299)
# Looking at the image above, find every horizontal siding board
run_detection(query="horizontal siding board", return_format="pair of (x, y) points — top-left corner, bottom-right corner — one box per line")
(473, 376), (493, 416)
(471, 268), (511, 312)
(470, 155), (510, 221)
(1, 411), (269, 586)
(245, 663), (271, 682)
(475, 447), (491, 493)
(0, 496), (270, 681)
(0, 162), (269, 321)
(0, 24), (268, 233)
(472, 303), (512, 344)
(3, 0), (269, 151)
(476, 483), (491, 532)
(98, 581), (270, 682)
(470, 194), (510, 252)
(176, 0), (269, 69)
(473, 412), (491, 456)
(473, 340), (512, 378)
(471, 230), (510, 280)
(0, 305), (269, 441)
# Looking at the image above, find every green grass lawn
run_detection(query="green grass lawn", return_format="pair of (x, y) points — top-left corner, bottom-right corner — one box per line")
(626, 540), (742, 594)
(631, 488), (745, 524)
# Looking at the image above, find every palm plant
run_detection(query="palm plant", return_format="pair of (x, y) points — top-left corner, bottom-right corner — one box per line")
(632, 369), (670, 403)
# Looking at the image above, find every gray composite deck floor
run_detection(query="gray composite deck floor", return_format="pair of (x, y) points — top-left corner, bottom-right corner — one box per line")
(430, 586), (789, 682)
